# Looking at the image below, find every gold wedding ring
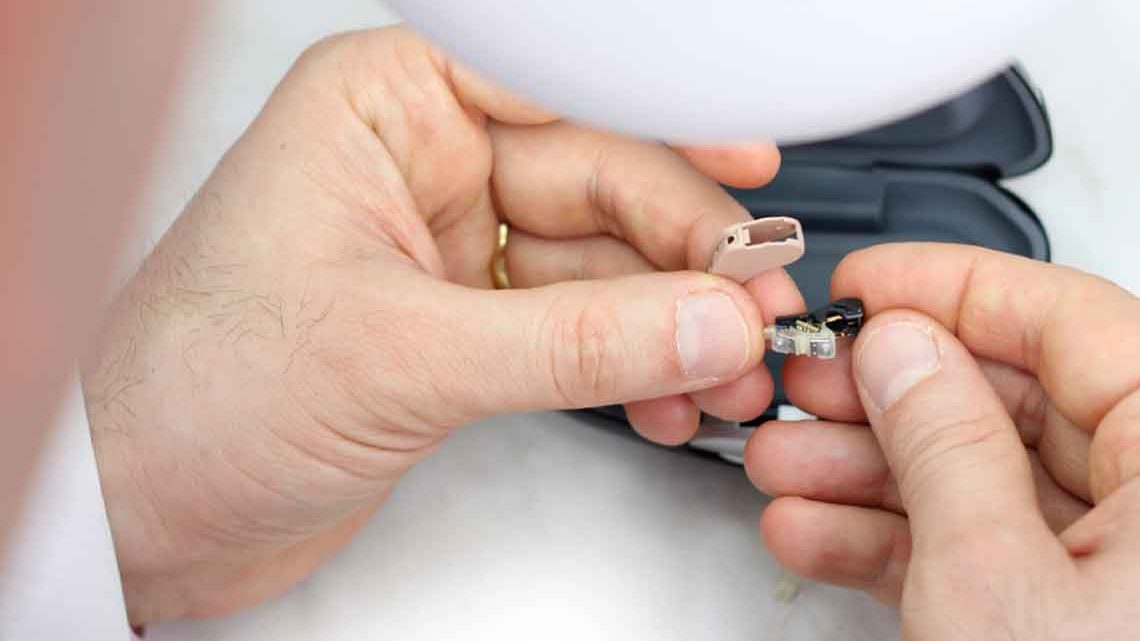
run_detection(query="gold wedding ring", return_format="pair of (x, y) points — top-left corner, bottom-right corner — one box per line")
(491, 222), (511, 289)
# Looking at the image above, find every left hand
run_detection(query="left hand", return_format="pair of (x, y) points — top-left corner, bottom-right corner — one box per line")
(82, 27), (801, 625)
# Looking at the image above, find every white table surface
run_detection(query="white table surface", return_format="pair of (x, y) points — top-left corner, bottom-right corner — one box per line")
(145, 2), (1139, 639)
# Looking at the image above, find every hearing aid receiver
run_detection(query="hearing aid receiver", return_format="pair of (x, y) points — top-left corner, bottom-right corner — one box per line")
(706, 217), (805, 283)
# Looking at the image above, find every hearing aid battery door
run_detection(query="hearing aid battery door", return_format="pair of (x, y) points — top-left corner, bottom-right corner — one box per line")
(585, 66), (1053, 463)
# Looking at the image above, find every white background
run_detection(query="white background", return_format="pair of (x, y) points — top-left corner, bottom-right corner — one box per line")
(142, 2), (1139, 640)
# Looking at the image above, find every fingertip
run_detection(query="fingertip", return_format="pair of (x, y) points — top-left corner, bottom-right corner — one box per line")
(829, 243), (916, 305)
(828, 246), (873, 302)
(689, 367), (773, 423)
(746, 420), (899, 510)
(745, 421), (829, 499)
(851, 310), (946, 416)
(744, 421), (781, 494)
(626, 395), (701, 446)
(759, 496), (818, 571)
(781, 349), (865, 422)
(829, 243), (987, 323)
(760, 498), (910, 603)
(448, 59), (560, 125)
(744, 268), (805, 324)
(678, 142), (782, 188)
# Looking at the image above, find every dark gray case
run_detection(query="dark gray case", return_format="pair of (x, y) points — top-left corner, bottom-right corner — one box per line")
(588, 66), (1053, 455)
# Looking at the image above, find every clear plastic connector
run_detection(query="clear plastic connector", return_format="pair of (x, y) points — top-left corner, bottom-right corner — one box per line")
(764, 298), (865, 360)
(764, 325), (838, 359)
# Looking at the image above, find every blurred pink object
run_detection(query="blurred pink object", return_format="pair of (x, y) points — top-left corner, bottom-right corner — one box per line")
(0, 0), (195, 556)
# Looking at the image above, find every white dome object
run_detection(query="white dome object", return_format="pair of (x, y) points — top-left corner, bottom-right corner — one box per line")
(385, 0), (1065, 144)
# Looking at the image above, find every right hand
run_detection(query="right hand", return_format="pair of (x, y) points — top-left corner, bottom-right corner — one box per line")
(746, 244), (1140, 639)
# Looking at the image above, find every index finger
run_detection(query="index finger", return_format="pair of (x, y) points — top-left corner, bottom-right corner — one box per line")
(674, 143), (782, 189)
(830, 243), (1140, 433)
(489, 121), (780, 272)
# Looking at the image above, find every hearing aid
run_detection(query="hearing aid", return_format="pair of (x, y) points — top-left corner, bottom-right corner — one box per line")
(764, 298), (865, 359)
(706, 217), (805, 282)
(706, 217), (864, 359)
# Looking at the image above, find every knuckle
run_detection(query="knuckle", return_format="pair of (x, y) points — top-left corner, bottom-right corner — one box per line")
(295, 31), (358, 70)
(542, 293), (623, 407)
(297, 26), (407, 69)
(621, 174), (671, 227)
(292, 28), (405, 92)
(891, 408), (1007, 500)
(1090, 391), (1140, 499)
(592, 146), (672, 240)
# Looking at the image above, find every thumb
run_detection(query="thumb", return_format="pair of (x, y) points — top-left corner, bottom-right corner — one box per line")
(423, 270), (768, 419)
(852, 310), (1054, 547)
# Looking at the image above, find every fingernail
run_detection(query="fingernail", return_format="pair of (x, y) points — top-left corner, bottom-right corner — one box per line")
(855, 322), (941, 412)
(676, 292), (750, 380)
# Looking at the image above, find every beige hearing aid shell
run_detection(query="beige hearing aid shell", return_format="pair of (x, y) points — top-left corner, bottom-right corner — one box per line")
(707, 217), (805, 283)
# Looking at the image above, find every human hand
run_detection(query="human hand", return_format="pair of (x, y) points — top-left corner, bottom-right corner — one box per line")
(82, 27), (801, 625)
(746, 244), (1140, 639)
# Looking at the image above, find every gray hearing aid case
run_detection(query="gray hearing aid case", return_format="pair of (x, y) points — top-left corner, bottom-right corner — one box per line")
(585, 66), (1053, 464)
